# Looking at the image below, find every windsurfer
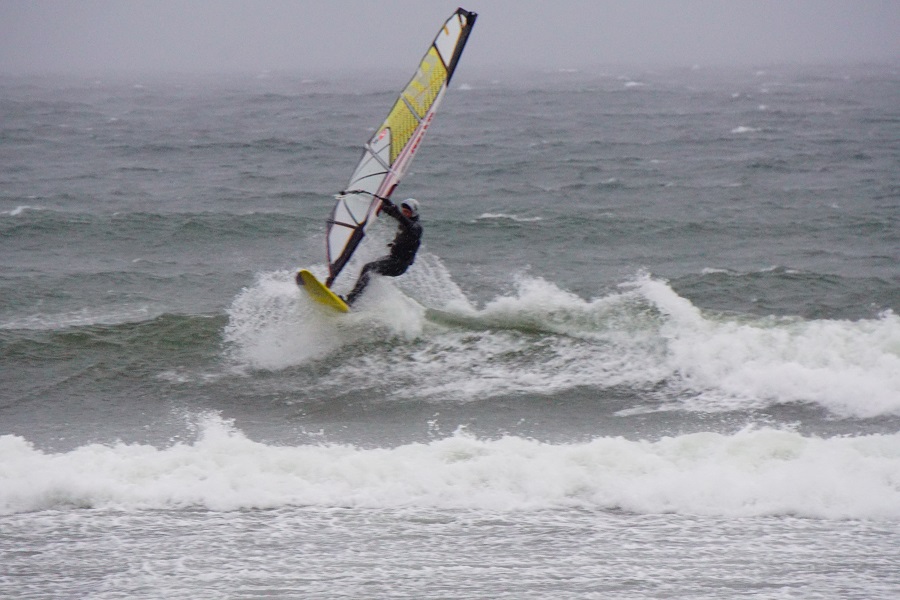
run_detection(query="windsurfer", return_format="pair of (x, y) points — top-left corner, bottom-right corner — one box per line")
(344, 198), (422, 305)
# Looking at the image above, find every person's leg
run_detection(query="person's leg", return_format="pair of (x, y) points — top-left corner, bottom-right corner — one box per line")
(345, 264), (374, 305)
(345, 257), (408, 305)
(346, 258), (389, 305)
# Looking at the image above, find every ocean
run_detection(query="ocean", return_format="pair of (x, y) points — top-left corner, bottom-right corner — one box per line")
(1, 62), (899, 598)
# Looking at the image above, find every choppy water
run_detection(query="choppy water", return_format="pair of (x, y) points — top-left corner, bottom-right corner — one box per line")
(1, 63), (899, 598)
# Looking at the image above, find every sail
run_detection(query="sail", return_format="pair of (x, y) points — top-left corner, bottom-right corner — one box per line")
(324, 8), (477, 287)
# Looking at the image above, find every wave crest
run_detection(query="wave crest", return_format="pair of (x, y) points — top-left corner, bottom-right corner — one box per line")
(2, 415), (898, 519)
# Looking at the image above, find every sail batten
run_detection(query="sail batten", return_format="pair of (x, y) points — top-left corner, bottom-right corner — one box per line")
(324, 8), (477, 287)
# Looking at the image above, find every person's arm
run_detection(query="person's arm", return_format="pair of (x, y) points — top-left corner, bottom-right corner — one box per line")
(380, 199), (415, 228)
(380, 197), (398, 215)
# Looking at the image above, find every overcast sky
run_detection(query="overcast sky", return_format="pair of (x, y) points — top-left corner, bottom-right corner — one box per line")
(1, 0), (898, 75)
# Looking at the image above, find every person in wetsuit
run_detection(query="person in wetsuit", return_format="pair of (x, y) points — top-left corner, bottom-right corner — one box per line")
(345, 197), (422, 306)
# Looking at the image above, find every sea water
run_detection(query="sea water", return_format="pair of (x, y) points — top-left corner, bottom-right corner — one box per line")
(1, 64), (899, 598)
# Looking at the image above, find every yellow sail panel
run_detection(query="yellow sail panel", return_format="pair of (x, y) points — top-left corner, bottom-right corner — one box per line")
(382, 103), (416, 164)
(382, 47), (448, 162)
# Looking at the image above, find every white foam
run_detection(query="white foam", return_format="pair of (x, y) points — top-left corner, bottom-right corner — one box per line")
(2, 416), (898, 519)
(630, 277), (900, 418)
(386, 275), (670, 400)
(223, 269), (428, 371)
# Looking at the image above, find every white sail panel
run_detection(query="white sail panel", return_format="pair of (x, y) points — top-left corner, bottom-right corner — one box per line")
(434, 14), (465, 64)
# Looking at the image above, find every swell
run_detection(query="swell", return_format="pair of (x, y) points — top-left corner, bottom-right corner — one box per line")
(0, 312), (227, 417)
(0, 208), (318, 241)
(673, 267), (898, 319)
(0, 313), (226, 370)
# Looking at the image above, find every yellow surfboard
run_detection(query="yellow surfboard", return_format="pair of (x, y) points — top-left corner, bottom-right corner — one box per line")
(296, 269), (350, 313)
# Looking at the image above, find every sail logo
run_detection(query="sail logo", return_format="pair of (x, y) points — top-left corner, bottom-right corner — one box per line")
(404, 49), (445, 117)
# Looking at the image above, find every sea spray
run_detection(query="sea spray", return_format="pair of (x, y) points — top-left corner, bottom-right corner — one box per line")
(223, 269), (428, 371)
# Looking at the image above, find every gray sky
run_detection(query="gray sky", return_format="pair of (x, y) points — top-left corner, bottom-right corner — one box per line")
(1, 0), (898, 75)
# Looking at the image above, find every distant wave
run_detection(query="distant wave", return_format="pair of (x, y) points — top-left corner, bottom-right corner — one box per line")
(2, 205), (44, 217)
(0, 313), (226, 372)
(700, 265), (816, 277)
(474, 213), (543, 223)
(2, 414), (898, 519)
(0, 305), (156, 331)
(0, 208), (315, 242)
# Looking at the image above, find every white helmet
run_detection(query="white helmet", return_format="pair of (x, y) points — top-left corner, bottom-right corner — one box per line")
(400, 198), (420, 218)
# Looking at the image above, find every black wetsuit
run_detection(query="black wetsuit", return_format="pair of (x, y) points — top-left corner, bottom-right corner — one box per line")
(345, 202), (422, 305)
